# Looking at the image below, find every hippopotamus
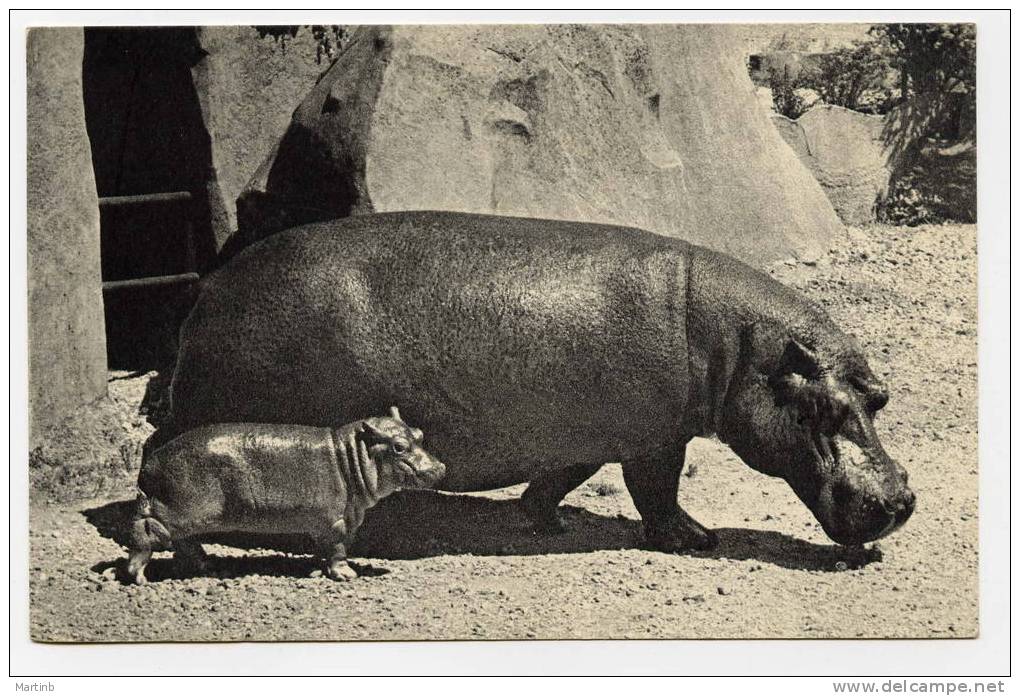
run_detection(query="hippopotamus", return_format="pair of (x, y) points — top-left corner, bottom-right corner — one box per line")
(126, 409), (445, 584)
(158, 211), (915, 553)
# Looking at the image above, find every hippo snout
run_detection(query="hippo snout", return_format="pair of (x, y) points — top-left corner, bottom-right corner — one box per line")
(402, 450), (446, 488)
(819, 478), (916, 546)
(415, 454), (446, 485)
(886, 487), (916, 527)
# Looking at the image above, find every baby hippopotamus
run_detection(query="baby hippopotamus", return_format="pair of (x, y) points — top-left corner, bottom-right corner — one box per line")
(125, 408), (445, 584)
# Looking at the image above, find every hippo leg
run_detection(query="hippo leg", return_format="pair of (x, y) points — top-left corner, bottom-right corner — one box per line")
(521, 463), (603, 534)
(174, 539), (211, 575)
(622, 442), (718, 553)
(125, 549), (151, 585)
(321, 520), (358, 581)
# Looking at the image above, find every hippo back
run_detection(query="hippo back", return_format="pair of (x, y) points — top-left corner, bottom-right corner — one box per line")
(168, 212), (696, 491)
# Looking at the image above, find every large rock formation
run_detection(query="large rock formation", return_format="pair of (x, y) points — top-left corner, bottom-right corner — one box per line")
(191, 26), (327, 247)
(238, 24), (843, 265)
(27, 27), (107, 446)
(772, 105), (891, 225)
(81, 26), (326, 256)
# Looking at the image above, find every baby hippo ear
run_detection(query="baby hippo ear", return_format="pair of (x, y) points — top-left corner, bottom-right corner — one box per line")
(358, 418), (389, 444)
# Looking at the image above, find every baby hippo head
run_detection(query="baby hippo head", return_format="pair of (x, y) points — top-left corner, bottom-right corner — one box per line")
(356, 408), (446, 494)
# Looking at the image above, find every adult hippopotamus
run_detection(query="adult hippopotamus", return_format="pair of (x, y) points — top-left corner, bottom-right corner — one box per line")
(159, 211), (915, 552)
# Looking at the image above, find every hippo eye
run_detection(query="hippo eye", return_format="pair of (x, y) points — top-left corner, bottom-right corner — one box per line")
(391, 440), (410, 455)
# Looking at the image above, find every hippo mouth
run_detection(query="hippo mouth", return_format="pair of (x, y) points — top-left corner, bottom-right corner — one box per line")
(801, 433), (915, 546)
(392, 458), (447, 489)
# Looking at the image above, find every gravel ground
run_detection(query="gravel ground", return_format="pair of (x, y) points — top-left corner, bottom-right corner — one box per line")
(28, 223), (978, 642)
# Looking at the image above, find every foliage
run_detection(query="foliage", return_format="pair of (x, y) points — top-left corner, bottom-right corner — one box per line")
(870, 23), (976, 138)
(880, 176), (943, 226)
(871, 24), (976, 224)
(879, 142), (976, 226)
(310, 26), (346, 64)
(871, 24), (976, 101)
(253, 25), (347, 64)
(799, 40), (891, 113)
(767, 64), (808, 120)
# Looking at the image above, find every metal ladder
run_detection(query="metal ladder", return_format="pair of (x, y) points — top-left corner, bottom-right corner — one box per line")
(99, 190), (199, 295)
(98, 190), (201, 369)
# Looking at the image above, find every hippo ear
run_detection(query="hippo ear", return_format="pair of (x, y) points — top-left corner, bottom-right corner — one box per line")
(775, 337), (821, 380)
(358, 419), (389, 444)
(769, 340), (850, 434)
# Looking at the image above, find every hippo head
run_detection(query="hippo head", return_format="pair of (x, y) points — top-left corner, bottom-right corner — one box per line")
(358, 410), (446, 496)
(718, 327), (915, 546)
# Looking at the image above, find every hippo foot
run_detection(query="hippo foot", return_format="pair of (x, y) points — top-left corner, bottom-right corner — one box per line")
(326, 562), (359, 582)
(124, 549), (152, 585)
(174, 542), (211, 576)
(643, 517), (718, 554)
(528, 513), (567, 536)
(520, 500), (568, 535)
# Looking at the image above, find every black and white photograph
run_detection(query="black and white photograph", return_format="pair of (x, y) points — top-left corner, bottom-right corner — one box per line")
(11, 8), (1011, 680)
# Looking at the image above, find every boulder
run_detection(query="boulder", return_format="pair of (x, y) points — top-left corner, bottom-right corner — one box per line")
(237, 24), (842, 266)
(772, 104), (892, 225)
(191, 26), (327, 247)
(27, 27), (107, 446)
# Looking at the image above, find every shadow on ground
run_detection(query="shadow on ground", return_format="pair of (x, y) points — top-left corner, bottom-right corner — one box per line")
(82, 490), (878, 581)
(88, 555), (390, 583)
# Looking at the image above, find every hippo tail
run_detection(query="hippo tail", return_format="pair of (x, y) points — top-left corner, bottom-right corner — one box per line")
(127, 490), (173, 552)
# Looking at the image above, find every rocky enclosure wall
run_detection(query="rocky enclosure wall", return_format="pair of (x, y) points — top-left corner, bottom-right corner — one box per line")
(27, 27), (107, 446)
(772, 105), (892, 225)
(238, 24), (843, 266)
(191, 26), (327, 248)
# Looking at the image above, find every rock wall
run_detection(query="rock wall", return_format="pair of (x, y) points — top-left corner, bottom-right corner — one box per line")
(238, 24), (843, 266)
(191, 26), (327, 248)
(27, 28), (108, 446)
(772, 105), (891, 225)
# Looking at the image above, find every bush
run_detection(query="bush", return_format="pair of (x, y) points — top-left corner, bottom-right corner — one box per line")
(871, 23), (976, 139)
(800, 40), (891, 113)
(879, 141), (976, 226)
(871, 24), (977, 224)
(880, 176), (942, 227)
(254, 25), (347, 64)
(767, 65), (808, 119)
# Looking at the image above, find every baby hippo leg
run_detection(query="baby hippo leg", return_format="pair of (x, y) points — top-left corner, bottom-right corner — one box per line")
(320, 519), (358, 581)
(125, 514), (170, 585)
(125, 548), (152, 585)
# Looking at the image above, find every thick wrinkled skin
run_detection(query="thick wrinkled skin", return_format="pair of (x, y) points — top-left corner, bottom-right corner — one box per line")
(162, 211), (914, 552)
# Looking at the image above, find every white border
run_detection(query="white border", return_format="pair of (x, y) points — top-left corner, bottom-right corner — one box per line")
(7, 8), (1012, 677)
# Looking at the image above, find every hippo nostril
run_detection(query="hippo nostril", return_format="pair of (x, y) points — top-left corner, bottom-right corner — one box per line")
(883, 490), (915, 527)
